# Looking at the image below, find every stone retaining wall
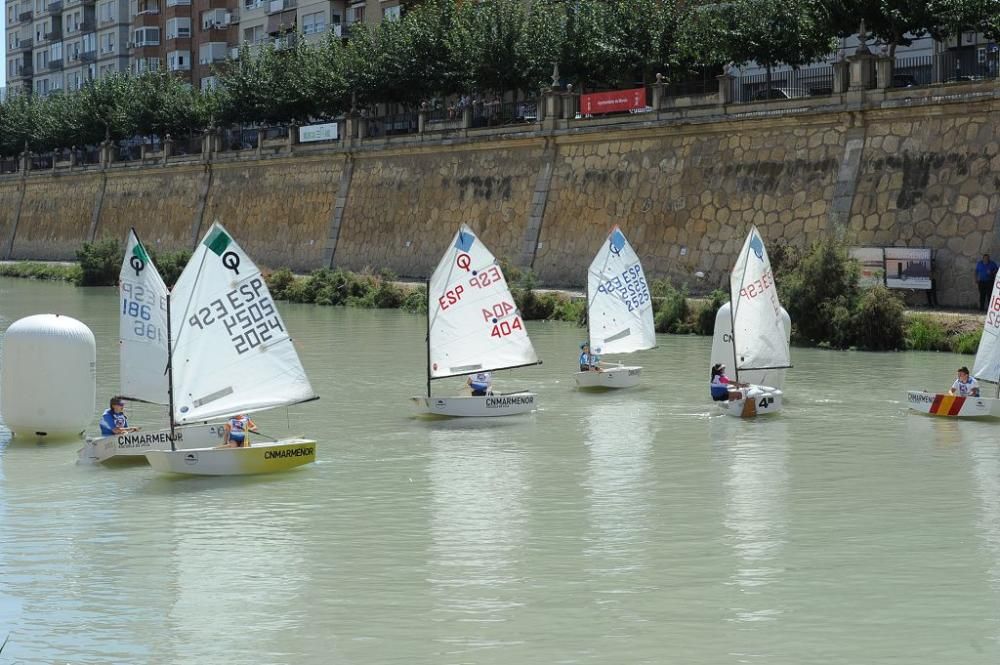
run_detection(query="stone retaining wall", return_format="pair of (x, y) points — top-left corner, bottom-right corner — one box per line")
(0, 81), (997, 307)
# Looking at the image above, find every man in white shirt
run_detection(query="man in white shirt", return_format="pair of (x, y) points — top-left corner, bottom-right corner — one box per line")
(950, 366), (980, 397)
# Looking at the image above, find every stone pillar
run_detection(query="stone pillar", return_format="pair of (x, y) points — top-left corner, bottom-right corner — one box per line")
(21, 142), (30, 174)
(255, 128), (264, 157)
(418, 103), (428, 134)
(51, 151), (57, 172)
(875, 54), (893, 90)
(344, 113), (358, 145)
(849, 51), (875, 91)
(163, 134), (173, 164)
(201, 130), (213, 163)
(140, 143), (148, 164)
(560, 84), (578, 120)
(833, 60), (850, 94)
(717, 74), (735, 105)
(357, 113), (369, 141)
(461, 106), (472, 130)
(287, 122), (298, 152)
(651, 72), (664, 111)
(541, 87), (558, 130)
(70, 146), (78, 168)
(100, 138), (112, 167)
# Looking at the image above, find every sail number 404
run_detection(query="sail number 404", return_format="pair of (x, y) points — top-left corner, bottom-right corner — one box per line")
(483, 301), (524, 339)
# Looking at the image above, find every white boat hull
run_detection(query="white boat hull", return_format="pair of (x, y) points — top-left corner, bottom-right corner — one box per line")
(144, 438), (316, 476)
(411, 392), (536, 417)
(575, 366), (642, 389)
(78, 423), (225, 464)
(717, 385), (783, 418)
(906, 391), (1000, 418)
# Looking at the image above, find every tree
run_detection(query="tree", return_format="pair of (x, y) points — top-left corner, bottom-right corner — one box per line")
(716, 0), (837, 89)
(827, 0), (933, 57)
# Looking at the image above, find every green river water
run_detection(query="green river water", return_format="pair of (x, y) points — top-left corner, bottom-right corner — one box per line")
(1, 277), (999, 664)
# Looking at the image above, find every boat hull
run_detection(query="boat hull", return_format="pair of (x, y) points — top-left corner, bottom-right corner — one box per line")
(78, 423), (225, 464)
(411, 392), (536, 417)
(906, 391), (1000, 418)
(718, 385), (783, 418)
(144, 438), (316, 476)
(574, 366), (642, 389)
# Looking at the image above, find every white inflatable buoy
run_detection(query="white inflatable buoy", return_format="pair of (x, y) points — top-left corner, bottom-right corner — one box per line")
(1, 314), (96, 438)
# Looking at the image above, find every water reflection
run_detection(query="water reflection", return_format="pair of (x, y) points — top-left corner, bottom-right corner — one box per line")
(427, 424), (528, 653)
(714, 418), (788, 625)
(582, 399), (655, 582)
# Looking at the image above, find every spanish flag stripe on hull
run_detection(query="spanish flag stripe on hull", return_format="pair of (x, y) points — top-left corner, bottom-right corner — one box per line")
(930, 394), (944, 413)
(929, 394), (966, 416)
(947, 396), (966, 416)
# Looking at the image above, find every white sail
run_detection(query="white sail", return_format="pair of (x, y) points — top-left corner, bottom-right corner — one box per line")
(119, 229), (169, 404)
(587, 226), (656, 356)
(168, 223), (315, 424)
(974, 276), (1000, 384)
(711, 302), (791, 389)
(730, 226), (791, 375)
(429, 224), (538, 379)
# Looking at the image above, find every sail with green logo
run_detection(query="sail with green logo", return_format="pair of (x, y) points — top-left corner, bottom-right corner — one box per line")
(119, 228), (170, 404)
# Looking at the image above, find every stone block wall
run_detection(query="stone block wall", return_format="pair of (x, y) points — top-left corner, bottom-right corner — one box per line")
(95, 166), (206, 253)
(202, 156), (343, 271)
(335, 141), (544, 277)
(0, 181), (22, 256)
(536, 119), (845, 287)
(846, 105), (1000, 307)
(8, 173), (101, 260)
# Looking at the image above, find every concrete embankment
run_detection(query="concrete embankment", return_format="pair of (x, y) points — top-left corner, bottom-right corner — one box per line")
(1, 80), (998, 308)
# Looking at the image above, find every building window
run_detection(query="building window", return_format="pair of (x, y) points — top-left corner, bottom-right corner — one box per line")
(81, 32), (96, 52)
(243, 25), (264, 44)
(50, 42), (62, 60)
(201, 75), (218, 90)
(201, 9), (230, 29)
(348, 4), (363, 23)
(243, 0), (262, 9)
(165, 0), (190, 7)
(101, 32), (115, 53)
(67, 40), (81, 60)
(133, 27), (160, 46)
(302, 11), (324, 35)
(168, 50), (190, 70)
(382, 5), (400, 21)
(65, 10), (81, 33)
(133, 57), (160, 73)
(199, 42), (227, 64)
(98, 0), (113, 23)
(166, 17), (191, 39)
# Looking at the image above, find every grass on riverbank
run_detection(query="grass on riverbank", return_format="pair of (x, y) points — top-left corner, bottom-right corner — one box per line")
(0, 261), (82, 282)
(904, 313), (982, 354)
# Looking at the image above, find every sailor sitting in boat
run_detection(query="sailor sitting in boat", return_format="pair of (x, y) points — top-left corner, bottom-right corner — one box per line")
(99, 396), (139, 436)
(467, 372), (493, 396)
(222, 414), (258, 448)
(579, 343), (602, 372)
(710, 364), (731, 401)
(949, 366), (980, 397)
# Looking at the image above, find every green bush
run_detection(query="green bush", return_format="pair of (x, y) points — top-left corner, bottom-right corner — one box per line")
(780, 239), (860, 346)
(265, 268), (297, 300)
(852, 286), (905, 351)
(149, 249), (191, 288)
(401, 285), (428, 314)
(654, 283), (691, 334)
(954, 329), (982, 355)
(695, 289), (727, 336)
(0, 262), (81, 282)
(905, 316), (951, 352)
(75, 237), (123, 286)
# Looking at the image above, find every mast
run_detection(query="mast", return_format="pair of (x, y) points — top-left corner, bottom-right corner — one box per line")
(425, 277), (431, 399)
(166, 291), (176, 450)
(729, 293), (739, 385)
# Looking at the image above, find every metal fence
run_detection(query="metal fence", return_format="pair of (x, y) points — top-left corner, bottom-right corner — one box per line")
(173, 133), (203, 157)
(733, 64), (837, 104)
(471, 100), (538, 128)
(31, 154), (53, 170)
(367, 112), (419, 138)
(0, 158), (19, 174)
(665, 66), (720, 96)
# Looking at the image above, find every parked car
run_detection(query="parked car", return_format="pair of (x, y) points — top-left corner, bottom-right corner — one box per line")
(753, 87), (812, 101)
(891, 74), (918, 88)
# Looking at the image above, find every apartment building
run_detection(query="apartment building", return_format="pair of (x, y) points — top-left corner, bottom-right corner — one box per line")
(125, 0), (240, 89)
(4, 0), (130, 95)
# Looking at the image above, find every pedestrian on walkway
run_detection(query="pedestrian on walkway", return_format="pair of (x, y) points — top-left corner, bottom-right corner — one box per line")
(977, 254), (998, 311)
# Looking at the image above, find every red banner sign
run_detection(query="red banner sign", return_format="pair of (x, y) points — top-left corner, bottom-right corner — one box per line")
(580, 87), (647, 115)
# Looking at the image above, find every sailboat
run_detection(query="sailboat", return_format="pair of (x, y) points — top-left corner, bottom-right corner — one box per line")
(411, 224), (541, 417)
(78, 229), (222, 464)
(907, 277), (1000, 418)
(575, 226), (655, 389)
(710, 303), (791, 391)
(144, 223), (318, 475)
(716, 225), (791, 418)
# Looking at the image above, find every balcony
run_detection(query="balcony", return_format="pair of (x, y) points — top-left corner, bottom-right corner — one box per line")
(44, 27), (63, 41)
(81, 49), (97, 62)
(267, 0), (294, 13)
(99, 14), (115, 24)
(13, 65), (34, 79)
(18, 9), (33, 20)
(48, 58), (64, 70)
(81, 18), (95, 31)
(47, 0), (63, 13)
(136, 3), (160, 14)
(12, 37), (34, 51)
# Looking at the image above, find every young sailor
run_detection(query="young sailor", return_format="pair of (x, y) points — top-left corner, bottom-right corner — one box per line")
(710, 364), (730, 401)
(466, 371), (492, 396)
(99, 396), (139, 436)
(949, 366), (980, 397)
(222, 414), (258, 448)
(579, 343), (601, 372)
